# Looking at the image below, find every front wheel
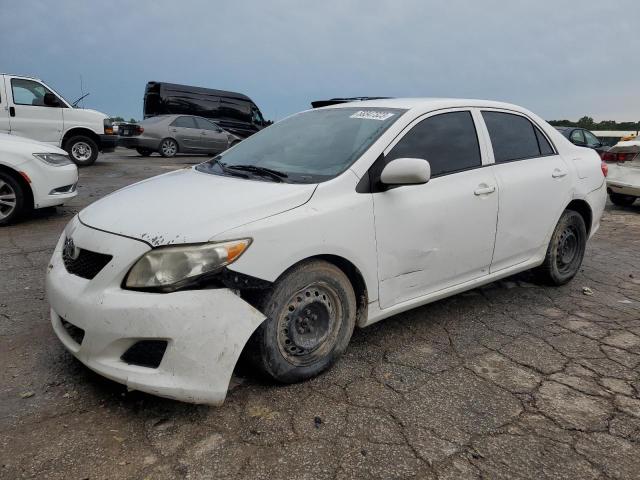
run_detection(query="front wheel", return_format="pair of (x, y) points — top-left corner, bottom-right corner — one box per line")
(66, 136), (98, 166)
(535, 210), (587, 286)
(250, 260), (356, 383)
(609, 192), (636, 206)
(159, 138), (178, 158)
(0, 172), (28, 226)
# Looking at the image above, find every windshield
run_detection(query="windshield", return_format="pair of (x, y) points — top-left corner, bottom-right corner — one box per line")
(196, 107), (405, 183)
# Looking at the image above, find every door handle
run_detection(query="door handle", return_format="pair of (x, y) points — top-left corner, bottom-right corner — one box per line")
(170, 128), (177, 132)
(474, 185), (496, 196)
(9, 106), (15, 117)
(552, 169), (567, 178)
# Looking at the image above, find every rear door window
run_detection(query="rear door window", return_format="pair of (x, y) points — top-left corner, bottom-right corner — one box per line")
(195, 117), (220, 130)
(386, 111), (482, 177)
(584, 130), (601, 147)
(171, 116), (197, 128)
(570, 129), (586, 146)
(482, 111), (554, 163)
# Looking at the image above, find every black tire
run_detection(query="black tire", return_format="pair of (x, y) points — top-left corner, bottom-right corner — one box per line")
(136, 147), (153, 157)
(0, 171), (29, 226)
(65, 135), (99, 166)
(250, 260), (357, 383)
(535, 210), (587, 286)
(159, 138), (178, 158)
(609, 192), (636, 206)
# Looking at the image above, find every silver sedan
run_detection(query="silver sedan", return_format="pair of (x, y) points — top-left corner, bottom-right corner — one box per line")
(118, 115), (242, 157)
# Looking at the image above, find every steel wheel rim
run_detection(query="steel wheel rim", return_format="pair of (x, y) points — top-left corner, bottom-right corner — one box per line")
(556, 226), (579, 274)
(0, 180), (17, 219)
(162, 140), (177, 156)
(276, 282), (343, 367)
(71, 141), (92, 161)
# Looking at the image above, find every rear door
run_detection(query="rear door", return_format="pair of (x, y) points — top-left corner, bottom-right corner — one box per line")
(481, 110), (571, 272)
(168, 116), (201, 151)
(0, 76), (10, 134)
(6, 76), (64, 144)
(195, 117), (228, 153)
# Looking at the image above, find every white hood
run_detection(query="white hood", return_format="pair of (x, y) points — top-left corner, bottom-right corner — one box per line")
(79, 168), (317, 246)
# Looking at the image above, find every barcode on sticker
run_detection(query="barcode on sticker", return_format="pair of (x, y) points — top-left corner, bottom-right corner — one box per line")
(350, 111), (395, 121)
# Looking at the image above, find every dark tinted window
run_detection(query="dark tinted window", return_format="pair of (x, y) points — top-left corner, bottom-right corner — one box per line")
(171, 116), (196, 128)
(482, 111), (551, 162)
(535, 128), (554, 155)
(195, 117), (219, 130)
(386, 111), (481, 176)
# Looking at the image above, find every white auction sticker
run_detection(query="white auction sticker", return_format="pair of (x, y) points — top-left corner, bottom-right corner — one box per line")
(350, 110), (395, 121)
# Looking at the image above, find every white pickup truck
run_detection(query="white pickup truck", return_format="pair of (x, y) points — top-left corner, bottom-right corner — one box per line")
(0, 73), (118, 165)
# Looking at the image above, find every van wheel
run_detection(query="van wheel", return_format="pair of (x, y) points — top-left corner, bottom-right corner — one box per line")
(66, 136), (98, 166)
(609, 193), (636, 206)
(0, 171), (28, 226)
(136, 147), (153, 157)
(250, 260), (356, 383)
(159, 138), (178, 158)
(535, 210), (587, 286)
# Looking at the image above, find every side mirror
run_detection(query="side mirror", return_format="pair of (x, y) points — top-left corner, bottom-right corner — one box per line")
(43, 92), (60, 107)
(380, 158), (431, 186)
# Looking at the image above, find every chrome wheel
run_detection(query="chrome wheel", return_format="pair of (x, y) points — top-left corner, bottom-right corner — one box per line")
(71, 141), (92, 162)
(0, 179), (17, 220)
(276, 282), (343, 367)
(160, 139), (178, 157)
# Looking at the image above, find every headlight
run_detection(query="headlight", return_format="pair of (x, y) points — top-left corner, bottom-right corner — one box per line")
(33, 153), (74, 166)
(125, 239), (251, 291)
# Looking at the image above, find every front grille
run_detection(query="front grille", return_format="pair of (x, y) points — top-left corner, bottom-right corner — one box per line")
(63, 246), (112, 280)
(61, 318), (85, 345)
(121, 340), (168, 368)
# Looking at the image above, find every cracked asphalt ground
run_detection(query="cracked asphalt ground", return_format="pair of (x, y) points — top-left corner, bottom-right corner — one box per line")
(2, 150), (640, 480)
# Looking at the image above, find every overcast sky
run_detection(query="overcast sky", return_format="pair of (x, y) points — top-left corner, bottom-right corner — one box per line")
(1, 0), (639, 121)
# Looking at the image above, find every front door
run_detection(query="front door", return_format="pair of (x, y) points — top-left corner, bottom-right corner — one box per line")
(6, 77), (63, 145)
(372, 110), (499, 309)
(480, 110), (571, 272)
(195, 117), (229, 153)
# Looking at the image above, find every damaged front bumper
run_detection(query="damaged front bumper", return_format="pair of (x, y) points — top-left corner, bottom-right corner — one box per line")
(45, 217), (266, 405)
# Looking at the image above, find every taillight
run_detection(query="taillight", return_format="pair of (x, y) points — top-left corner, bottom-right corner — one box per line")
(602, 151), (615, 162)
(616, 152), (636, 162)
(136, 126), (144, 135)
(601, 161), (608, 177)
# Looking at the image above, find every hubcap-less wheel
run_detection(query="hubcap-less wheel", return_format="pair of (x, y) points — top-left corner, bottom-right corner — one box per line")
(276, 283), (343, 367)
(556, 226), (579, 274)
(0, 179), (17, 220)
(71, 141), (92, 162)
(161, 139), (177, 157)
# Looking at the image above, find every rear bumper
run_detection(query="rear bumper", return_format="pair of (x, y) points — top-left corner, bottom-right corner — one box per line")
(607, 180), (640, 197)
(99, 134), (118, 152)
(45, 217), (266, 404)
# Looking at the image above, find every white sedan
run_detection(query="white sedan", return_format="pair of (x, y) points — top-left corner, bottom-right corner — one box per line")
(604, 135), (640, 206)
(0, 133), (78, 225)
(46, 98), (606, 404)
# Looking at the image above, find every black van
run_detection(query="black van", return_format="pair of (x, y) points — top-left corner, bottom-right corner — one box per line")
(143, 82), (267, 138)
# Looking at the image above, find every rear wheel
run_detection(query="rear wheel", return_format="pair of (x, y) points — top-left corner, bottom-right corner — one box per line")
(136, 147), (152, 157)
(535, 210), (587, 286)
(0, 171), (28, 226)
(250, 260), (356, 383)
(609, 192), (636, 206)
(65, 135), (98, 166)
(159, 138), (178, 158)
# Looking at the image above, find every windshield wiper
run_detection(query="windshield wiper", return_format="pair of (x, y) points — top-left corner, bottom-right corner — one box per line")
(207, 157), (249, 178)
(225, 164), (288, 182)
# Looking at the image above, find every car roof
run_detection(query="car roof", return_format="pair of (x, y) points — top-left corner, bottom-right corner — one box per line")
(319, 97), (531, 113)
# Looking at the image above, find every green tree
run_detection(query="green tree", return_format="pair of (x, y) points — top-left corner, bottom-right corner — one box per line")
(576, 116), (595, 129)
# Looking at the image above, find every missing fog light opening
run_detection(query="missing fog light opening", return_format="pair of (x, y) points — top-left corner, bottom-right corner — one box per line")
(121, 340), (168, 368)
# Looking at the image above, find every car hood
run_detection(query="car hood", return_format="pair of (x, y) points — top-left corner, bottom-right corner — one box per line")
(79, 168), (317, 246)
